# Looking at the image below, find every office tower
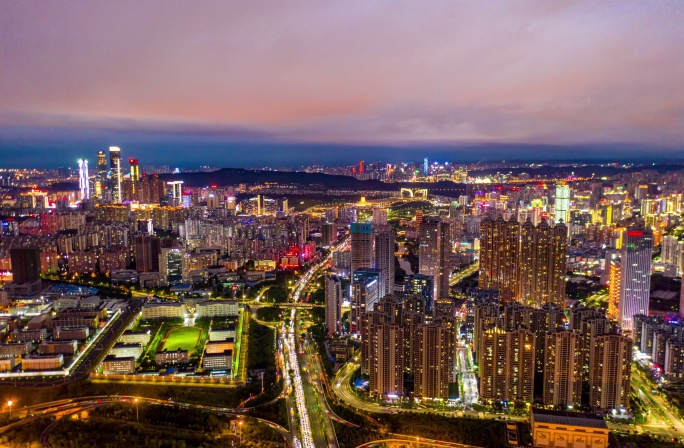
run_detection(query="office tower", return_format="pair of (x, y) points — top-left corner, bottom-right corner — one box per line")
(134, 235), (161, 273)
(358, 160), (364, 174)
(554, 183), (570, 224)
(589, 334), (632, 411)
(109, 146), (122, 203)
(95, 150), (107, 197)
(149, 174), (165, 204)
(414, 322), (455, 400)
(321, 222), (335, 247)
(368, 313), (404, 399)
(350, 223), (373, 273)
(78, 159), (89, 200)
(325, 275), (342, 337)
(479, 327), (536, 404)
(404, 274), (435, 315)
(607, 258), (621, 321)
(10, 248), (41, 283)
(423, 157), (428, 175)
(419, 217), (451, 299)
(372, 207), (388, 225)
(129, 158), (140, 201)
(616, 229), (653, 330)
(277, 197), (289, 213)
(543, 331), (582, 408)
(351, 268), (380, 334)
(479, 216), (520, 304)
(373, 225), (395, 299)
(167, 181), (184, 207)
(517, 219), (568, 308)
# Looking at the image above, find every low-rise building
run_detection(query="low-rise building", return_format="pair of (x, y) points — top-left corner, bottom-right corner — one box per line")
(195, 300), (238, 318)
(155, 349), (189, 365)
(0, 358), (15, 372)
(202, 350), (232, 371)
(530, 409), (609, 448)
(38, 340), (78, 356)
(142, 302), (185, 320)
(110, 342), (143, 359)
(0, 342), (33, 358)
(208, 326), (236, 341)
(54, 326), (90, 341)
(22, 355), (64, 371)
(102, 355), (136, 374)
(119, 330), (151, 346)
(11, 328), (47, 343)
(205, 339), (234, 354)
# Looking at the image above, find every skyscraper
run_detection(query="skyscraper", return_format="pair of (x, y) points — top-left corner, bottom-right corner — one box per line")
(617, 229), (653, 330)
(351, 268), (380, 334)
(479, 216), (520, 304)
(96, 150), (107, 198)
(589, 334), (632, 411)
(404, 274), (435, 315)
(109, 146), (122, 203)
(78, 159), (89, 201)
(414, 323), (455, 400)
(373, 225), (395, 299)
(554, 183), (570, 224)
(372, 207), (388, 225)
(419, 217), (451, 299)
(543, 331), (582, 408)
(325, 274), (342, 337)
(135, 235), (161, 273)
(479, 327), (536, 404)
(167, 181), (184, 207)
(129, 158), (140, 201)
(350, 222), (373, 274)
(367, 312), (405, 399)
(517, 219), (568, 308)
(10, 248), (41, 283)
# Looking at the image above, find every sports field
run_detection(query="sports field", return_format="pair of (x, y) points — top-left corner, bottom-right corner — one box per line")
(159, 327), (202, 353)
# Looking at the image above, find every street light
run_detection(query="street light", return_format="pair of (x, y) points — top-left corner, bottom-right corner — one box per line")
(134, 398), (139, 421)
(7, 400), (12, 420)
(238, 421), (243, 445)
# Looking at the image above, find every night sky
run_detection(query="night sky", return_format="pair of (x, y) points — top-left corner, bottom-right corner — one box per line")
(1, 1), (683, 168)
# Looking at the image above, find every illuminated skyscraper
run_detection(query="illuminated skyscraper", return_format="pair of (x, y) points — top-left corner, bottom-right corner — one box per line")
(589, 334), (632, 411)
(418, 217), (451, 299)
(414, 322), (455, 400)
(554, 183), (570, 224)
(543, 331), (582, 408)
(77, 159), (89, 200)
(96, 150), (107, 197)
(617, 229), (653, 330)
(517, 219), (568, 308)
(423, 157), (428, 175)
(109, 146), (122, 202)
(479, 216), (520, 304)
(373, 225), (395, 299)
(350, 223), (373, 274)
(129, 158), (140, 201)
(167, 181), (184, 207)
(351, 268), (380, 334)
(325, 274), (342, 337)
(366, 310), (404, 399)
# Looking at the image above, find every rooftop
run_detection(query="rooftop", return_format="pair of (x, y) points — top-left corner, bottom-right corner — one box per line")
(532, 409), (608, 429)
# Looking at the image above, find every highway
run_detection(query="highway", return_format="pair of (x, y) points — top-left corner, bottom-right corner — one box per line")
(449, 262), (479, 286)
(0, 395), (292, 447)
(631, 368), (684, 440)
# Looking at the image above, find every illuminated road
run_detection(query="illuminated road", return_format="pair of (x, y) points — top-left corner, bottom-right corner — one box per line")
(631, 368), (684, 439)
(449, 262), (479, 286)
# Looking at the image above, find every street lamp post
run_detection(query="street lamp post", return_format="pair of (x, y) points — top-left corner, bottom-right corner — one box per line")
(7, 400), (12, 420)
(238, 421), (243, 445)
(134, 398), (139, 421)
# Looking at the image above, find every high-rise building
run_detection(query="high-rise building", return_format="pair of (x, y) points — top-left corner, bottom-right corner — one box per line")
(665, 340), (684, 382)
(325, 275), (342, 337)
(135, 235), (161, 273)
(350, 223), (373, 274)
(372, 207), (388, 225)
(351, 268), (380, 334)
(589, 334), (632, 412)
(543, 331), (582, 408)
(95, 150), (107, 198)
(554, 183), (570, 224)
(321, 222), (336, 247)
(129, 158), (140, 201)
(479, 216), (520, 304)
(109, 146), (122, 203)
(167, 181), (184, 207)
(373, 225), (395, 299)
(423, 157), (428, 175)
(473, 301), (500, 360)
(404, 274), (435, 315)
(415, 210), (423, 235)
(367, 313), (404, 399)
(617, 229), (653, 330)
(479, 327), (536, 404)
(414, 323), (455, 400)
(607, 258), (621, 321)
(159, 248), (182, 285)
(78, 159), (89, 201)
(10, 248), (41, 283)
(517, 219), (568, 308)
(418, 217), (451, 299)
